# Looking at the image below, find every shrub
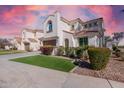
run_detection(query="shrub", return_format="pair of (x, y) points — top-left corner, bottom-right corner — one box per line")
(115, 49), (121, 57)
(111, 45), (121, 57)
(57, 46), (65, 56)
(40, 45), (54, 55)
(64, 47), (70, 56)
(120, 52), (124, 61)
(82, 50), (89, 60)
(88, 48), (111, 70)
(68, 47), (75, 58)
(75, 47), (84, 58)
(112, 45), (118, 51)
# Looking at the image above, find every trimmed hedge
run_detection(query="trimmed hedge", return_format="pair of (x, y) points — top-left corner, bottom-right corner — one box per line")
(88, 48), (111, 70)
(40, 45), (54, 55)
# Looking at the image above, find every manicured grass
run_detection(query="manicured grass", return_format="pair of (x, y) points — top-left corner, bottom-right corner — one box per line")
(10, 55), (75, 72)
(0, 50), (25, 55)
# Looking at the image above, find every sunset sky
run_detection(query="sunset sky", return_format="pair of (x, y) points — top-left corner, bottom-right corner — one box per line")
(0, 5), (124, 38)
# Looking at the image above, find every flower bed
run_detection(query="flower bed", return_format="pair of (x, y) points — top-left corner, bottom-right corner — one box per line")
(40, 45), (54, 55)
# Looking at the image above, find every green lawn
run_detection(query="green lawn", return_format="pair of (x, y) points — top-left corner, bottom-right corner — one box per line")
(0, 50), (25, 55)
(10, 55), (75, 72)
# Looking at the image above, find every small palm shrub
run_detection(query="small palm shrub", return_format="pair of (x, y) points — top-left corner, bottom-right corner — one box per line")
(40, 45), (54, 55)
(83, 50), (89, 60)
(88, 48), (111, 70)
(112, 45), (121, 57)
(64, 47), (75, 57)
(57, 46), (65, 56)
(75, 47), (84, 58)
(64, 47), (70, 56)
(75, 46), (89, 59)
(68, 47), (75, 58)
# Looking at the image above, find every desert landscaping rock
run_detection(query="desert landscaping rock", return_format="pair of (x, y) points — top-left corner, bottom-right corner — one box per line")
(73, 55), (124, 83)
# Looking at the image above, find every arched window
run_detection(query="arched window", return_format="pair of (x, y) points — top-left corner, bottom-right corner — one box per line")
(47, 20), (53, 32)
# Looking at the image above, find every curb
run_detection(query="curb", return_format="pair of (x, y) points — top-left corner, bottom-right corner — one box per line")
(70, 66), (78, 73)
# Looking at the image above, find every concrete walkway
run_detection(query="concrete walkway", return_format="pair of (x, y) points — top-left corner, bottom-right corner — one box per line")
(0, 52), (124, 88)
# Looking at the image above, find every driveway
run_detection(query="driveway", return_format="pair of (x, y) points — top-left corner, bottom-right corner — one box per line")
(0, 51), (40, 60)
(0, 52), (124, 88)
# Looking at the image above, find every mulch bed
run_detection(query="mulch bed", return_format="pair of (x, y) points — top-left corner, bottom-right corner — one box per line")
(73, 55), (124, 83)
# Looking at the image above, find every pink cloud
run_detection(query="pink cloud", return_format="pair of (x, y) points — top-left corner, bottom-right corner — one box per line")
(26, 6), (48, 11)
(2, 6), (48, 25)
(0, 5), (122, 37)
(0, 6), (49, 37)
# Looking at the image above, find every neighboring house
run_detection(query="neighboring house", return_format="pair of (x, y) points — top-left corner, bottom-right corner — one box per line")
(118, 38), (124, 46)
(112, 32), (124, 46)
(0, 38), (13, 50)
(105, 32), (124, 49)
(15, 11), (105, 51)
(13, 37), (22, 50)
(14, 29), (43, 51)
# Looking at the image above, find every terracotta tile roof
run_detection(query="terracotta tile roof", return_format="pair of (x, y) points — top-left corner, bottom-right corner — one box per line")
(63, 30), (75, 34)
(28, 38), (37, 43)
(70, 18), (84, 24)
(84, 18), (103, 24)
(74, 30), (100, 38)
(24, 28), (43, 33)
(40, 36), (58, 41)
(60, 17), (70, 24)
(61, 17), (84, 25)
(15, 37), (22, 44)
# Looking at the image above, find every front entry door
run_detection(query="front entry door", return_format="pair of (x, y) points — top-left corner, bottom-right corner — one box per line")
(24, 43), (30, 51)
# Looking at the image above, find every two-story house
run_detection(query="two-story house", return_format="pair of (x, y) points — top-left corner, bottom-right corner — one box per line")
(39, 11), (105, 48)
(14, 11), (105, 51)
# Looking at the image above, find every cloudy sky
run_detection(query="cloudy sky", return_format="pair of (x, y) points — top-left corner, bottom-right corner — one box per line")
(0, 5), (124, 38)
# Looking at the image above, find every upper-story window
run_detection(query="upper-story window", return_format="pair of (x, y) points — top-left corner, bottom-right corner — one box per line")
(94, 22), (98, 26)
(84, 24), (87, 28)
(89, 23), (92, 28)
(77, 24), (81, 31)
(23, 32), (26, 38)
(47, 20), (53, 33)
(71, 25), (74, 30)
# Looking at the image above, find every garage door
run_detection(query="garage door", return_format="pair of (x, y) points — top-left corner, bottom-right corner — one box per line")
(43, 40), (56, 46)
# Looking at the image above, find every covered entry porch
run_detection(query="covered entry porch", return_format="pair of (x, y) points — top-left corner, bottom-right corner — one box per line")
(74, 30), (100, 47)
